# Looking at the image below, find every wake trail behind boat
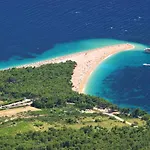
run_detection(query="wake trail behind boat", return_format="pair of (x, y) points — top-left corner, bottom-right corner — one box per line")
(143, 63), (150, 66)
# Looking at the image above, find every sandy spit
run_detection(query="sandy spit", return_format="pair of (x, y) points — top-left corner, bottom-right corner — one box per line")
(7, 43), (135, 93)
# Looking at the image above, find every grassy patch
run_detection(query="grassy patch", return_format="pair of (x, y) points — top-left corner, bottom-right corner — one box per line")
(125, 118), (146, 126)
(55, 115), (129, 129)
(0, 120), (55, 136)
(0, 121), (34, 136)
(0, 100), (4, 105)
(0, 115), (129, 136)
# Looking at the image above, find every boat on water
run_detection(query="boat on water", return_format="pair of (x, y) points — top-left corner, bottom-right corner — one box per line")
(144, 48), (150, 53)
(143, 63), (150, 66)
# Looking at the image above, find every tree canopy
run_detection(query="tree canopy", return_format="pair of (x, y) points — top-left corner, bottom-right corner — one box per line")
(1, 126), (150, 150)
(0, 61), (112, 109)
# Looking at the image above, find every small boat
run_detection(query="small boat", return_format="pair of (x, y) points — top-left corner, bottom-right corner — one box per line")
(143, 63), (150, 66)
(144, 48), (150, 53)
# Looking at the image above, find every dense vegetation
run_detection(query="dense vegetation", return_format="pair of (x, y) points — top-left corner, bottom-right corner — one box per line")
(0, 61), (112, 109)
(1, 125), (150, 150)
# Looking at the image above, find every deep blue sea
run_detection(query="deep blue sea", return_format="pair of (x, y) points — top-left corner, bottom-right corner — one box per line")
(0, 0), (150, 111)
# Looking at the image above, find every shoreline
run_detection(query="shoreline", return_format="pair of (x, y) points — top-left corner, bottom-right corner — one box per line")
(79, 51), (126, 93)
(3, 43), (135, 93)
(72, 43), (135, 93)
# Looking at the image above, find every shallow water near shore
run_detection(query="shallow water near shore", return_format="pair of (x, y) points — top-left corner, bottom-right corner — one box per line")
(85, 45), (150, 112)
(0, 38), (129, 69)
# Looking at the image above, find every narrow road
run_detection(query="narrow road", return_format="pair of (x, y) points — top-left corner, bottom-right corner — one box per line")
(93, 107), (132, 126)
(104, 112), (132, 126)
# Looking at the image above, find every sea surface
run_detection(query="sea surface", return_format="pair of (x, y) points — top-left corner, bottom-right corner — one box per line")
(0, 0), (150, 111)
(85, 47), (150, 112)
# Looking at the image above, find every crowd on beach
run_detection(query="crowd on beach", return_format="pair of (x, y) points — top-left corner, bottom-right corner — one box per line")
(71, 43), (134, 92)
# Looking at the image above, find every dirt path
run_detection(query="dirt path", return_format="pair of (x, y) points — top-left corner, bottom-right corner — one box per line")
(103, 112), (132, 126)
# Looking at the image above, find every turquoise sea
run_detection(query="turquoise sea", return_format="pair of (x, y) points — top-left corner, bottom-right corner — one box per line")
(0, 39), (139, 69)
(0, 0), (150, 111)
(85, 42), (150, 111)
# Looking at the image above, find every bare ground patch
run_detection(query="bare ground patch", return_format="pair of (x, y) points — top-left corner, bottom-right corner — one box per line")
(0, 101), (4, 105)
(0, 106), (40, 117)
